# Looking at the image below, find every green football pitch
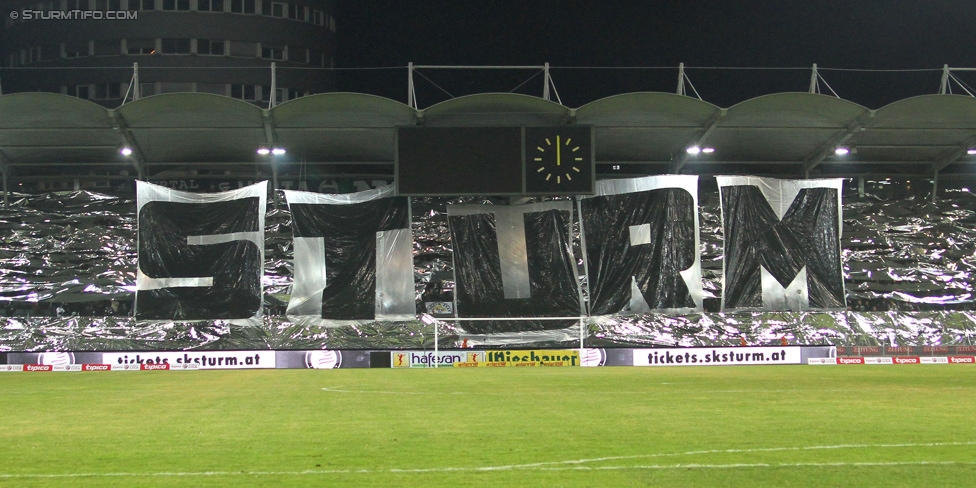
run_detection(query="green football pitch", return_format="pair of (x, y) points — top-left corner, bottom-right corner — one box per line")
(1, 365), (975, 487)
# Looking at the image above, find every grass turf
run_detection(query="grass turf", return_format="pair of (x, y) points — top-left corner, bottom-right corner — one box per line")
(1, 365), (975, 487)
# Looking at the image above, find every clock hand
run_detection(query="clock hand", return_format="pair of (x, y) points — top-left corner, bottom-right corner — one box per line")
(556, 135), (561, 166)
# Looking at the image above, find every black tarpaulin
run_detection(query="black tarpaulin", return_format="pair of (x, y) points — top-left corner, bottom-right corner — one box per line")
(719, 176), (845, 311)
(284, 186), (414, 325)
(580, 176), (702, 315)
(135, 181), (266, 321)
(447, 201), (581, 335)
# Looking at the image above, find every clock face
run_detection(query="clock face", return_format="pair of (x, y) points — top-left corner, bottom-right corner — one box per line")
(524, 126), (593, 194)
(532, 134), (584, 184)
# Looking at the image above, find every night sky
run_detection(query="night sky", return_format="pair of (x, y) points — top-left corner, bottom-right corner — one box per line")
(334, 1), (976, 109)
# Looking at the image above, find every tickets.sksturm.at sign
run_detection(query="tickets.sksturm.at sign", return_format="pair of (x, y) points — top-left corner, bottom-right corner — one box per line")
(633, 346), (802, 367)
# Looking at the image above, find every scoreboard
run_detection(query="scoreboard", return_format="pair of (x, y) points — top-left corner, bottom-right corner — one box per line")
(395, 126), (594, 196)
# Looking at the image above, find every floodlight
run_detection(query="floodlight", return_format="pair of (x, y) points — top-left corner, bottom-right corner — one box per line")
(256, 147), (271, 155)
(968, 148), (976, 155)
(120, 147), (133, 157)
(701, 147), (715, 154)
(834, 147), (850, 156)
(271, 148), (286, 156)
(686, 146), (701, 155)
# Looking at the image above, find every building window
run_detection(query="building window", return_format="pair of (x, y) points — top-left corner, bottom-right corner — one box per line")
(93, 0), (122, 9)
(196, 83), (226, 95)
(127, 38), (156, 55)
(94, 83), (122, 99)
(63, 41), (90, 58)
(261, 45), (285, 60)
(161, 38), (191, 54)
(198, 0), (224, 11)
(269, 2), (287, 17)
(67, 0), (92, 10)
(287, 46), (304, 63)
(39, 44), (61, 61)
(231, 84), (256, 101)
(230, 0), (255, 14)
(72, 85), (91, 99)
(197, 39), (225, 55)
(313, 9), (323, 25)
(162, 0), (190, 10)
(159, 82), (194, 93)
(228, 40), (256, 57)
(136, 0), (155, 9)
(94, 39), (122, 56)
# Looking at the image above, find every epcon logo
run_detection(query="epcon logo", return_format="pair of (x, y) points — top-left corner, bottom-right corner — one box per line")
(948, 356), (975, 364)
(838, 357), (865, 365)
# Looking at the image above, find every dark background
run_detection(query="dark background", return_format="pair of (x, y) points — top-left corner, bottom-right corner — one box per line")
(333, 1), (976, 109)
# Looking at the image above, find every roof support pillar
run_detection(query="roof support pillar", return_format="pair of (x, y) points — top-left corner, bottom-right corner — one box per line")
(671, 108), (726, 173)
(109, 110), (146, 181)
(268, 62), (277, 109)
(262, 109), (280, 208)
(932, 169), (939, 203)
(407, 62), (417, 109)
(932, 134), (976, 174)
(543, 62), (550, 101)
(0, 151), (10, 208)
(801, 112), (873, 178)
(940, 64), (950, 95)
(133, 63), (140, 101)
(676, 63), (685, 96)
(809, 64), (818, 93)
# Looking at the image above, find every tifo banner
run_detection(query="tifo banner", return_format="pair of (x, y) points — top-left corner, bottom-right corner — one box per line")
(579, 175), (702, 315)
(447, 202), (582, 333)
(718, 177), (845, 311)
(284, 186), (414, 325)
(135, 181), (267, 321)
(633, 346), (802, 366)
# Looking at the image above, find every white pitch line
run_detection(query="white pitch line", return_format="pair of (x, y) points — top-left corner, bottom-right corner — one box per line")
(320, 387), (426, 394)
(2, 441), (974, 479)
(321, 386), (861, 395)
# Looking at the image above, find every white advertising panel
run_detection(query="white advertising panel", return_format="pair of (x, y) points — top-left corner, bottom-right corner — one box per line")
(102, 351), (275, 370)
(633, 346), (802, 366)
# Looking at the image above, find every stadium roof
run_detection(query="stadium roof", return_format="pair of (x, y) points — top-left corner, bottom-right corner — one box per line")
(1, 91), (975, 187)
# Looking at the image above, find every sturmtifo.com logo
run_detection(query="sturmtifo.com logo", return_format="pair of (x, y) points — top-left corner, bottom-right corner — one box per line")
(10, 10), (138, 20)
